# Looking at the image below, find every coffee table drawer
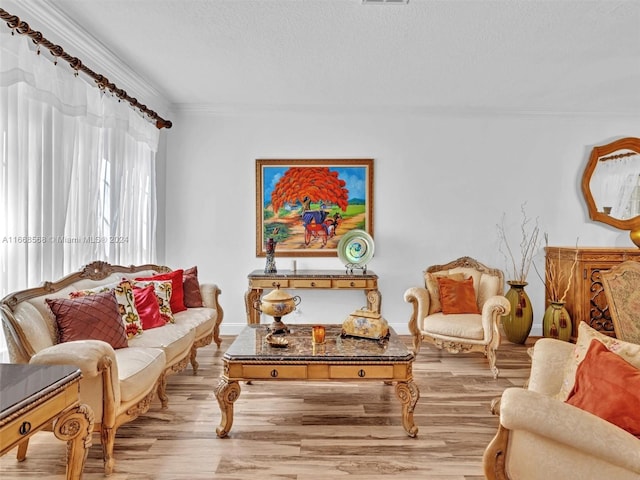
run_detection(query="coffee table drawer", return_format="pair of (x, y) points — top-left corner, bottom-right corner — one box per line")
(329, 365), (394, 379)
(251, 279), (289, 288)
(242, 365), (307, 379)
(291, 279), (332, 288)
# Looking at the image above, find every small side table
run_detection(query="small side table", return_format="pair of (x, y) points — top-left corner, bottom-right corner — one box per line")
(0, 364), (94, 480)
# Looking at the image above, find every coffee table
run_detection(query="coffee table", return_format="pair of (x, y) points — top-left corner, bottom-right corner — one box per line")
(215, 324), (419, 438)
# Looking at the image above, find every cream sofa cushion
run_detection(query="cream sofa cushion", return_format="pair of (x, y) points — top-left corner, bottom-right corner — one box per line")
(173, 307), (217, 338)
(128, 323), (196, 365)
(422, 312), (484, 340)
(11, 302), (56, 357)
(116, 346), (166, 403)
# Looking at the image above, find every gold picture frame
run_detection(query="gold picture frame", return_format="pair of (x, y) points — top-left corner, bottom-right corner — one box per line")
(256, 159), (374, 257)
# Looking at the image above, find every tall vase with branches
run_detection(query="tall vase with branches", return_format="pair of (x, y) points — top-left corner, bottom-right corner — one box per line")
(496, 204), (541, 344)
(539, 235), (578, 341)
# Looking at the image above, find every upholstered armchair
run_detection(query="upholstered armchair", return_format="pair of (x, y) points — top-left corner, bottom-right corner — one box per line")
(483, 322), (640, 480)
(403, 256), (510, 378)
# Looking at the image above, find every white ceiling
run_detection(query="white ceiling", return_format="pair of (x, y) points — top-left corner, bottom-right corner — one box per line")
(4, 0), (640, 116)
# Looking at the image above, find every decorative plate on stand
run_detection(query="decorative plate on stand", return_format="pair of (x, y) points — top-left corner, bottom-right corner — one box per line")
(337, 229), (374, 273)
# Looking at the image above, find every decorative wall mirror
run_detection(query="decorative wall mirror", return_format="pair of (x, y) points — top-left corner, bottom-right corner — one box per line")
(581, 137), (640, 247)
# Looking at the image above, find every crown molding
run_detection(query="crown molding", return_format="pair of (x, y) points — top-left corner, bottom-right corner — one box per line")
(173, 102), (640, 119)
(3, 0), (171, 117)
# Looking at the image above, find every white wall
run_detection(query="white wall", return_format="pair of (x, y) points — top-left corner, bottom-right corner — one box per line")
(163, 108), (639, 337)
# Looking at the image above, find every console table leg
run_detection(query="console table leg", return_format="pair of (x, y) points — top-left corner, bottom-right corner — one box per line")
(396, 380), (419, 437)
(53, 403), (94, 480)
(215, 379), (241, 438)
(245, 288), (262, 324)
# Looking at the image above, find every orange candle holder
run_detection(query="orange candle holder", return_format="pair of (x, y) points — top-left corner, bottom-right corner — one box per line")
(312, 325), (326, 344)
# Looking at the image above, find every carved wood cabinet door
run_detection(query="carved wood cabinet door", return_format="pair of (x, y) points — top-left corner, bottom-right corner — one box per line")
(545, 247), (640, 340)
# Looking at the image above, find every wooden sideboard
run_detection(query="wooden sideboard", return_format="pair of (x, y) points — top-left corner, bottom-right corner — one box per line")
(244, 269), (380, 324)
(545, 246), (640, 340)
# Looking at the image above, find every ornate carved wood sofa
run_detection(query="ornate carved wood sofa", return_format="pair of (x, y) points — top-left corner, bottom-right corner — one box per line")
(0, 261), (223, 475)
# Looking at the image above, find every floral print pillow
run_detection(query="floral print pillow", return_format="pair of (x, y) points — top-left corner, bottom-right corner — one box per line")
(69, 280), (143, 338)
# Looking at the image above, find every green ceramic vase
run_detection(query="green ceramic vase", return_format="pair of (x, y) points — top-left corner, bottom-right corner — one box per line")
(542, 301), (572, 341)
(502, 281), (533, 344)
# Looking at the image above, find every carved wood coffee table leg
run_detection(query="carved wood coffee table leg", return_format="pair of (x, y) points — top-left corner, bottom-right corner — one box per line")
(395, 380), (419, 437)
(53, 403), (94, 480)
(215, 378), (241, 438)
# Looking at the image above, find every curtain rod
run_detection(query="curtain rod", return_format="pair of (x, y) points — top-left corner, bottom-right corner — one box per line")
(0, 7), (172, 129)
(599, 151), (637, 162)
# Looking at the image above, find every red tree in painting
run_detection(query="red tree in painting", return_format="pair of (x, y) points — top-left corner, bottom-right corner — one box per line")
(270, 167), (349, 214)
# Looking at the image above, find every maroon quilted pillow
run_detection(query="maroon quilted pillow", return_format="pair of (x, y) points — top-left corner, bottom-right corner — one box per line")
(183, 266), (204, 308)
(46, 291), (128, 349)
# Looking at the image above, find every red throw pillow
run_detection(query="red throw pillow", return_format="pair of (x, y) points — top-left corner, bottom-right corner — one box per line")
(436, 276), (480, 315)
(133, 284), (165, 329)
(46, 291), (128, 349)
(566, 339), (640, 436)
(183, 266), (204, 308)
(136, 269), (186, 313)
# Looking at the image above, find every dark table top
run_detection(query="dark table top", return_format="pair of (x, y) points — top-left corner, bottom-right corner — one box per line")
(248, 269), (377, 279)
(0, 364), (81, 422)
(223, 324), (413, 363)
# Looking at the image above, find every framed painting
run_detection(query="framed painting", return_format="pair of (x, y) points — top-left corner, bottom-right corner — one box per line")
(256, 159), (374, 257)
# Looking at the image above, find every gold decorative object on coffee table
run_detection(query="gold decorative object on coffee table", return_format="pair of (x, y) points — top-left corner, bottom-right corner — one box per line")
(341, 308), (389, 343)
(264, 332), (289, 348)
(252, 285), (300, 334)
(215, 324), (419, 438)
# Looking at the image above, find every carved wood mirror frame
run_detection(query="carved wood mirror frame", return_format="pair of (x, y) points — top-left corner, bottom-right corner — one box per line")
(581, 137), (640, 247)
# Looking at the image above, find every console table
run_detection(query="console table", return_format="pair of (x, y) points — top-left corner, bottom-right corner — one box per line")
(244, 269), (381, 324)
(0, 364), (94, 480)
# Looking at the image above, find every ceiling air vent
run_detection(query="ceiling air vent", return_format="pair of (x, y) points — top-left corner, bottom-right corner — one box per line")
(362, 0), (409, 4)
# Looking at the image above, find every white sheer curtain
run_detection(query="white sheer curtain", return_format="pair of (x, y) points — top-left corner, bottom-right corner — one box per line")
(0, 30), (160, 358)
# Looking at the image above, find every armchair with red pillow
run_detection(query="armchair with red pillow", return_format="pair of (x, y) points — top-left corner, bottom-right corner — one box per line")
(404, 256), (510, 378)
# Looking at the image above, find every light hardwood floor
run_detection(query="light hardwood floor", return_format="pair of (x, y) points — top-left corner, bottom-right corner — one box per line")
(0, 335), (534, 480)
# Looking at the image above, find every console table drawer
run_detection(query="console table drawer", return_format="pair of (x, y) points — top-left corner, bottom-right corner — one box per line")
(251, 279), (290, 288)
(242, 365), (307, 379)
(334, 279), (369, 288)
(329, 365), (394, 379)
(291, 279), (332, 288)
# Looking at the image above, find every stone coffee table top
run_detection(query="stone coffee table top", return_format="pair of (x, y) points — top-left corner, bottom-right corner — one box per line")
(223, 324), (413, 362)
